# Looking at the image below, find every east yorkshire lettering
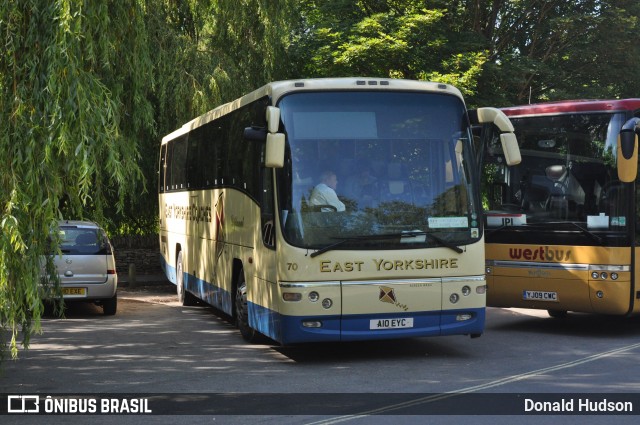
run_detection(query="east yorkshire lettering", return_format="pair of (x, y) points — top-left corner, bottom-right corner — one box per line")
(320, 258), (458, 273)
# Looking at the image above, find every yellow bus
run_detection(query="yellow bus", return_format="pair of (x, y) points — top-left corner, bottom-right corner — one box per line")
(159, 78), (519, 343)
(482, 99), (640, 317)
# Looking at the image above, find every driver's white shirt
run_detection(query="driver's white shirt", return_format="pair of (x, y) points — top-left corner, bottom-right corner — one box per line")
(309, 183), (346, 212)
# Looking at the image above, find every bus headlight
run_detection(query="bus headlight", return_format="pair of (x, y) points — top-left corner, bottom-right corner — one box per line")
(611, 272), (619, 280)
(461, 286), (471, 296)
(322, 298), (333, 309)
(308, 291), (320, 302)
(283, 292), (302, 302)
(591, 272), (600, 279)
(600, 272), (608, 280)
(450, 293), (459, 304)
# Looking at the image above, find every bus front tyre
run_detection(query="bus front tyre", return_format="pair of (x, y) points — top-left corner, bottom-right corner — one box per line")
(235, 271), (258, 342)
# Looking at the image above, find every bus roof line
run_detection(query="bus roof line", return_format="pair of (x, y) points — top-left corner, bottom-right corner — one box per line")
(162, 78), (464, 143)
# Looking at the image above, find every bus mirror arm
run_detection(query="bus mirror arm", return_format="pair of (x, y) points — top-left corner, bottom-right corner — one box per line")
(244, 126), (268, 142)
(617, 118), (640, 183)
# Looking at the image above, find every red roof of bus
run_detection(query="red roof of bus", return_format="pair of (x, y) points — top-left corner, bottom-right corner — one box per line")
(501, 99), (640, 117)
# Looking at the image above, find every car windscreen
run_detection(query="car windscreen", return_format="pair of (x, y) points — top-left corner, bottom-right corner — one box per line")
(58, 227), (108, 255)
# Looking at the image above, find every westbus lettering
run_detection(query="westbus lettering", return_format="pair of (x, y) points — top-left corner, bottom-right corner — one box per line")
(508, 247), (571, 262)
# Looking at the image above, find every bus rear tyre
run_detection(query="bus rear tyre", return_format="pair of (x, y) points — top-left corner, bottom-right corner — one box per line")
(547, 309), (567, 318)
(235, 270), (258, 342)
(176, 251), (197, 306)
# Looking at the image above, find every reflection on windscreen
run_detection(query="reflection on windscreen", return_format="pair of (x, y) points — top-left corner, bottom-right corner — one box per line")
(483, 112), (627, 231)
(277, 91), (480, 250)
(59, 228), (104, 255)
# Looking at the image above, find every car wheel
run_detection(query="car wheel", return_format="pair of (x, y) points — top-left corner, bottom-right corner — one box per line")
(235, 269), (258, 342)
(176, 251), (197, 306)
(103, 294), (117, 316)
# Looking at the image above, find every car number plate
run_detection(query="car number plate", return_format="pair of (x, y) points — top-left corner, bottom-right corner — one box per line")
(62, 287), (87, 298)
(523, 290), (558, 302)
(370, 318), (414, 330)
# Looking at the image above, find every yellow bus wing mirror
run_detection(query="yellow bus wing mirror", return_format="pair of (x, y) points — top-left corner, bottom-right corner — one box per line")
(474, 107), (521, 166)
(500, 133), (521, 166)
(265, 133), (285, 168)
(618, 130), (638, 183)
(475, 107), (514, 133)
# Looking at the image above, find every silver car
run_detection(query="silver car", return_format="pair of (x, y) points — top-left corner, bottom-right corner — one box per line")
(45, 220), (118, 315)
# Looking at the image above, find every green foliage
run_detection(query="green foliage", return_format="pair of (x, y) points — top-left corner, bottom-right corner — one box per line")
(3, 0), (640, 362)
(0, 0), (150, 359)
(459, 0), (640, 105)
(291, 1), (491, 96)
(293, 0), (640, 106)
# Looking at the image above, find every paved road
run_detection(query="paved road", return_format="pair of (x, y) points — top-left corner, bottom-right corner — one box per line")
(2, 283), (640, 424)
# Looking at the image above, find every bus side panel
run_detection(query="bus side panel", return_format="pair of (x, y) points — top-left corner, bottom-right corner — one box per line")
(589, 277), (633, 315)
(488, 269), (591, 311)
(487, 244), (633, 314)
(159, 191), (192, 285)
(247, 283), (283, 342)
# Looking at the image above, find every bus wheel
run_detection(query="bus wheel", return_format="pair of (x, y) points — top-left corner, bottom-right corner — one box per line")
(176, 251), (197, 306)
(547, 309), (567, 318)
(235, 270), (258, 342)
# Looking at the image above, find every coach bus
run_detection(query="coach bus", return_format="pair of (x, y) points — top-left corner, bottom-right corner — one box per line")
(159, 78), (520, 344)
(481, 99), (640, 317)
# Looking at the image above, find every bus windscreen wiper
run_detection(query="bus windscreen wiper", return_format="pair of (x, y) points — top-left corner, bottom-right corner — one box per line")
(408, 231), (464, 254)
(310, 231), (463, 258)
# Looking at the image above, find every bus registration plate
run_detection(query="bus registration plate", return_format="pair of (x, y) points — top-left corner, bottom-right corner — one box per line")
(370, 318), (414, 330)
(523, 290), (558, 302)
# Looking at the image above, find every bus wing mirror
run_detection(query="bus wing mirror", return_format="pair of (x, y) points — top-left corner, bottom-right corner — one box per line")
(617, 130), (638, 182)
(265, 133), (285, 168)
(473, 107), (520, 166)
(266, 106), (281, 134)
(474, 107), (514, 132)
(500, 133), (521, 166)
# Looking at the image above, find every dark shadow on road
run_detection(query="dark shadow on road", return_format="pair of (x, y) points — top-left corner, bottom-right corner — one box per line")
(487, 307), (640, 338)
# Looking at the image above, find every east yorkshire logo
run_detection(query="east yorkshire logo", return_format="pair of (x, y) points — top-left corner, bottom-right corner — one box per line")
(378, 286), (408, 311)
(509, 246), (571, 262)
(379, 286), (397, 304)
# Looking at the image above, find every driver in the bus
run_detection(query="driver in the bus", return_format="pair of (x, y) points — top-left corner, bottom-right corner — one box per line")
(310, 171), (346, 212)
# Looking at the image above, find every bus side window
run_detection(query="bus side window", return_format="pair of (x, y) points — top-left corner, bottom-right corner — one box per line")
(159, 144), (167, 193)
(261, 168), (275, 248)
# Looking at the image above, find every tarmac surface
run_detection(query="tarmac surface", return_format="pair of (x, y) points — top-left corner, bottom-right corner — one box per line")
(117, 273), (178, 303)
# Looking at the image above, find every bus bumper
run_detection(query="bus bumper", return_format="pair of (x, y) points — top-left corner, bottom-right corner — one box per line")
(267, 307), (485, 344)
